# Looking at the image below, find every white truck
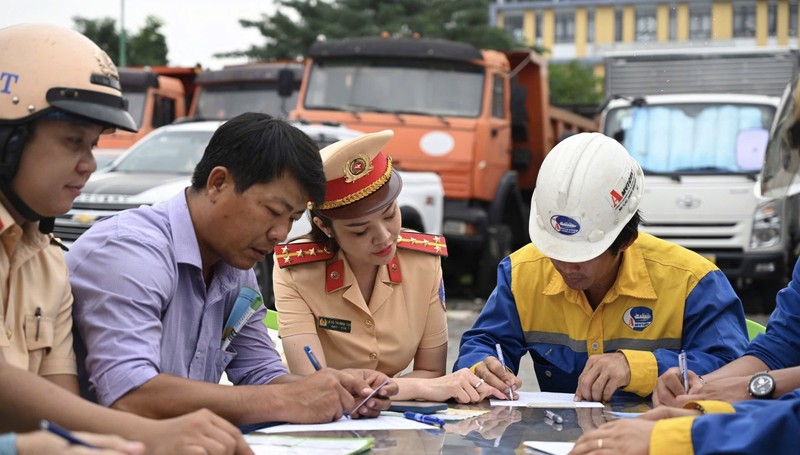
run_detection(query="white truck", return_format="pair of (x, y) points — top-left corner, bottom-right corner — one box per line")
(54, 120), (444, 301)
(601, 94), (780, 312)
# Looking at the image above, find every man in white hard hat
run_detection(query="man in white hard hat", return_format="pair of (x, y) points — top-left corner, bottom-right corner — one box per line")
(0, 23), (251, 454)
(454, 132), (749, 402)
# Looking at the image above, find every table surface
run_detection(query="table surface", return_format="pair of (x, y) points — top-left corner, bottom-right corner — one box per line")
(258, 398), (653, 454)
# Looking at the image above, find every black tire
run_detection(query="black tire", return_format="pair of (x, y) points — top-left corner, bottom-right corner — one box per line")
(254, 256), (275, 310)
(476, 224), (513, 298)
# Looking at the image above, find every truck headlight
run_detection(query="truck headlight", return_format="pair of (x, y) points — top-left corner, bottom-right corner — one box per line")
(750, 199), (782, 249)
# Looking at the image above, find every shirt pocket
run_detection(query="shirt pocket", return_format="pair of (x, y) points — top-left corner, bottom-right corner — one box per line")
(210, 346), (237, 383)
(25, 314), (55, 352)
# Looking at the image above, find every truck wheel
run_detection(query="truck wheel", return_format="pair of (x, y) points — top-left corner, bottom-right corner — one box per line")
(476, 224), (513, 298)
(254, 256), (276, 310)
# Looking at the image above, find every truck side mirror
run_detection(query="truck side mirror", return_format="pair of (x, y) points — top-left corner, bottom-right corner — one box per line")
(277, 68), (295, 98)
(736, 128), (769, 171)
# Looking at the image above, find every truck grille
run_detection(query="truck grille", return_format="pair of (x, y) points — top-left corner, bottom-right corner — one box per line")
(53, 202), (144, 243)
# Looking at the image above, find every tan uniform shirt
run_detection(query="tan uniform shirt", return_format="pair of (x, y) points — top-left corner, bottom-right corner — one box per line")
(275, 247), (447, 376)
(0, 205), (76, 376)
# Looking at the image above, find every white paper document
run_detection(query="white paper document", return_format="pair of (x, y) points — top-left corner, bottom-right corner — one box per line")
(524, 441), (575, 455)
(491, 391), (604, 408)
(255, 415), (434, 434)
(245, 434), (374, 455)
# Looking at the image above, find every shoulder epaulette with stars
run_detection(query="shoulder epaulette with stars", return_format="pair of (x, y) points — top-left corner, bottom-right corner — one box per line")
(275, 241), (334, 268)
(396, 232), (447, 257)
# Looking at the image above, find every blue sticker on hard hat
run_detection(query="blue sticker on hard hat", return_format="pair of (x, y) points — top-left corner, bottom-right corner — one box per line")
(550, 215), (580, 235)
(623, 307), (653, 331)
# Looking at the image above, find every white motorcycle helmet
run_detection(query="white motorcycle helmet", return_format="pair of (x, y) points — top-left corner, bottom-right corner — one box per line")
(529, 132), (644, 263)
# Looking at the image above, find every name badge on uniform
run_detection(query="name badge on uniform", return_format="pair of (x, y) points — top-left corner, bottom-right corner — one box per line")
(318, 316), (352, 333)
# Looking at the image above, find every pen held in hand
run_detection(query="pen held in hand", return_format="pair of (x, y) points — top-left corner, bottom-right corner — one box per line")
(41, 420), (97, 449)
(678, 350), (689, 394)
(495, 343), (513, 400)
(351, 378), (391, 415)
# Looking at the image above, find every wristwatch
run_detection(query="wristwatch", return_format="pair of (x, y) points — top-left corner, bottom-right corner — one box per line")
(747, 371), (776, 399)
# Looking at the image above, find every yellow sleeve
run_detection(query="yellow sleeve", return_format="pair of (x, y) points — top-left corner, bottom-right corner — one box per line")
(650, 416), (697, 455)
(619, 349), (658, 396)
(683, 400), (736, 415)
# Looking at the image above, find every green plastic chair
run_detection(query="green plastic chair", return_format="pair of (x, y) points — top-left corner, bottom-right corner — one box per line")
(264, 309), (279, 331)
(746, 319), (766, 341)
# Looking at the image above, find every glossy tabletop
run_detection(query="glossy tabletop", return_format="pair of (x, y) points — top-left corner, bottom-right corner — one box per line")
(259, 398), (653, 454)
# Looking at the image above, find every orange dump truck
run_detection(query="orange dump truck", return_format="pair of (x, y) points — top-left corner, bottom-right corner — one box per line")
(291, 37), (597, 295)
(96, 66), (198, 163)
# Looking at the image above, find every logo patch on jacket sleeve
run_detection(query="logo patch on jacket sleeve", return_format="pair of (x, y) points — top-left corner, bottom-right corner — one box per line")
(623, 307), (653, 331)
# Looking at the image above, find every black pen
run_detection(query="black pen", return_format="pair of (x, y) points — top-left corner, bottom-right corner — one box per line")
(34, 307), (41, 341)
(41, 420), (96, 448)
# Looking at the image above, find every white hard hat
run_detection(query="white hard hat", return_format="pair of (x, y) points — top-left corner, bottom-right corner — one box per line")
(529, 132), (643, 263)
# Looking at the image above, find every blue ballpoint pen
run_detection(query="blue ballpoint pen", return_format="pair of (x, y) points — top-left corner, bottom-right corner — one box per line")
(305, 345), (351, 418)
(304, 345), (323, 371)
(404, 411), (445, 428)
(495, 343), (514, 400)
(678, 350), (689, 393)
(41, 420), (97, 448)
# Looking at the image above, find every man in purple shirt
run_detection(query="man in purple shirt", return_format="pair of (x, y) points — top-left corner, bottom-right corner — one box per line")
(68, 113), (397, 426)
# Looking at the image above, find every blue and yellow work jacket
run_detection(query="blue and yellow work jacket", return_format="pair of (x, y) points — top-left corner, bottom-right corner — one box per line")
(454, 232), (749, 397)
(651, 389), (800, 455)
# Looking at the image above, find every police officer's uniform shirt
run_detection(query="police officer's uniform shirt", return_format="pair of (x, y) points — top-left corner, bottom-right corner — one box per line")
(0, 204), (76, 376)
(274, 242), (447, 376)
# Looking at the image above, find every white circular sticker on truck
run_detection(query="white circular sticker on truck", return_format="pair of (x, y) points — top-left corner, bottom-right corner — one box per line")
(420, 132), (455, 157)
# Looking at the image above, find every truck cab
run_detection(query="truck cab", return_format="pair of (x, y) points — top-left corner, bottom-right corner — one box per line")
(96, 67), (189, 163)
(292, 37), (595, 296)
(602, 94), (780, 310)
(189, 62), (304, 120)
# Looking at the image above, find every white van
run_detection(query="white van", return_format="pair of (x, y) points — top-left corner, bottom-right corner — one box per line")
(602, 94), (781, 312)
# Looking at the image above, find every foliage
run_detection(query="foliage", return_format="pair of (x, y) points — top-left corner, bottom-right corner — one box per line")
(73, 15), (169, 66)
(218, 0), (520, 61)
(548, 60), (604, 106)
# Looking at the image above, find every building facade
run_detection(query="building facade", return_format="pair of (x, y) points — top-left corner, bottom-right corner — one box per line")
(491, 0), (798, 76)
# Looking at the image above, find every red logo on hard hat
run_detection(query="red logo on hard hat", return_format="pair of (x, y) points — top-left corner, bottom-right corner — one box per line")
(610, 190), (623, 208)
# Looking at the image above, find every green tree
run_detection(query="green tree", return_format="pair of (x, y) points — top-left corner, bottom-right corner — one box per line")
(219, 0), (518, 61)
(549, 60), (604, 106)
(73, 15), (168, 66)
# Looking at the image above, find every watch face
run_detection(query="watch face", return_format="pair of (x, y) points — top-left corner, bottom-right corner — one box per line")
(749, 374), (775, 397)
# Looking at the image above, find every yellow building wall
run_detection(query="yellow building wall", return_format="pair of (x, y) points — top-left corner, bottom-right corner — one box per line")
(656, 4), (670, 42)
(676, 3), (689, 41)
(595, 6), (616, 44)
(496, 11), (504, 29)
(778, 0), (789, 46)
(756, 0), (769, 46)
(524, 10), (536, 47)
(575, 8), (587, 57)
(542, 9), (555, 54)
(623, 5), (635, 43)
(712, 2), (733, 40)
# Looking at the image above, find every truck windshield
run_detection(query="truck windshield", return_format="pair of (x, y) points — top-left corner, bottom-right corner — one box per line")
(605, 103), (775, 173)
(114, 130), (213, 174)
(193, 84), (298, 119)
(123, 91), (146, 128)
(304, 59), (484, 118)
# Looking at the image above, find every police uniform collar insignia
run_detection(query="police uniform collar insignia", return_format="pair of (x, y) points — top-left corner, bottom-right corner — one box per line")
(326, 259), (345, 293)
(275, 241), (334, 268)
(344, 154), (374, 183)
(387, 256), (402, 283)
(396, 232), (448, 257)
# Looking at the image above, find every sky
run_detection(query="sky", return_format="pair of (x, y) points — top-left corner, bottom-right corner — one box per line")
(2, 0), (280, 69)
